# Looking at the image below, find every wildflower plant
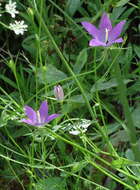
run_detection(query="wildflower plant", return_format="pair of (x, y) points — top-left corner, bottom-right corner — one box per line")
(63, 119), (91, 135)
(0, 0), (28, 35)
(22, 101), (60, 126)
(1, 1), (140, 190)
(9, 20), (28, 35)
(54, 85), (64, 101)
(5, 0), (19, 18)
(81, 13), (126, 47)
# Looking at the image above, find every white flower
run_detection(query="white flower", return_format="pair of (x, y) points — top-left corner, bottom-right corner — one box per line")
(5, 0), (19, 18)
(9, 20), (28, 35)
(64, 119), (91, 135)
(69, 130), (81, 135)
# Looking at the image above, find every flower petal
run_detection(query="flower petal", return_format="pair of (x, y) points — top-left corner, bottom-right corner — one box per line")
(107, 37), (124, 46)
(89, 39), (106, 47)
(99, 13), (112, 30)
(109, 21), (126, 42)
(39, 101), (48, 122)
(97, 28), (106, 42)
(114, 37), (124, 43)
(45, 114), (60, 123)
(24, 105), (37, 123)
(81, 21), (99, 38)
(21, 118), (35, 126)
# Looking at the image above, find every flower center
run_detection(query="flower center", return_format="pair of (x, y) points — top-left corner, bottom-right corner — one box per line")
(36, 111), (41, 124)
(105, 28), (109, 43)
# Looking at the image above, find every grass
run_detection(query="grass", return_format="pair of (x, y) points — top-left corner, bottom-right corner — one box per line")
(0, 0), (140, 189)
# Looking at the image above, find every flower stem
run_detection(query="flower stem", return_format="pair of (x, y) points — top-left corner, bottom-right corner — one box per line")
(93, 48), (117, 155)
(36, 10), (117, 155)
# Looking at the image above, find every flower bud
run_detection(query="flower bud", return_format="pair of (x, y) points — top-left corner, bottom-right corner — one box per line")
(54, 85), (64, 101)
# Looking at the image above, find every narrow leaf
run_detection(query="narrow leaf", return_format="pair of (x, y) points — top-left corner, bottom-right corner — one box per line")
(73, 49), (87, 74)
(116, 0), (130, 7)
(66, 0), (81, 16)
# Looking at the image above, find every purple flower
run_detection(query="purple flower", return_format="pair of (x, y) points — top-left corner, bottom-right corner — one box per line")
(81, 13), (126, 47)
(22, 101), (60, 126)
(54, 85), (64, 101)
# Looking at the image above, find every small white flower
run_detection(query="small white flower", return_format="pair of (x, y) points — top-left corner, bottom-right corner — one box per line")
(5, 0), (19, 18)
(64, 119), (91, 135)
(69, 130), (81, 135)
(9, 20), (28, 35)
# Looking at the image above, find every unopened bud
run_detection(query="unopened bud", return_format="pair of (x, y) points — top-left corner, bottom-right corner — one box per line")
(28, 8), (34, 17)
(54, 85), (64, 101)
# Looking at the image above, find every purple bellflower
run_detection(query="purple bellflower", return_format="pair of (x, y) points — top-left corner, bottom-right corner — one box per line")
(54, 85), (64, 101)
(22, 101), (60, 126)
(81, 13), (126, 47)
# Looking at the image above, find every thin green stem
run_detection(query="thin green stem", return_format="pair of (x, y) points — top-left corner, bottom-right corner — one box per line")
(44, 128), (137, 189)
(0, 86), (20, 109)
(0, 153), (110, 190)
(93, 48), (117, 155)
(0, 133), (139, 182)
(35, 9), (119, 155)
(35, 9), (94, 120)
(4, 126), (26, 155)
(88, 160), (134, 190)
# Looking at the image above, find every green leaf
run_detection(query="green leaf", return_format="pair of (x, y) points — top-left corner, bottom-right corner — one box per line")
(62, 101), (82, 114)
(12, 127), (30, 138)
(111, 130), (129, 147)
(69, 94), (91, 103)
(91, 79), (131, 93)
(121, 7), (134, 19)
(0, 75), (17, 89)
(116, 0), (130, 7)
(0, 110), (9, 127)
(107, 122), (121, 135)
(73, 49), (87, 74)
(22, 35), (37, 56)
(128, 80), (140, 95)
(111, 6), (127, 20)
(66, 0), (81, 16)
(134, 45), (140, 58)
(35, 177), (66, 190)
(37, 65), (67, 84)
(125, 149), (135, 161)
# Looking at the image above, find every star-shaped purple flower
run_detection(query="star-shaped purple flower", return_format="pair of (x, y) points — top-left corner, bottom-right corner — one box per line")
(81, 13), (126, 47)
(22, 101), (60, 126)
